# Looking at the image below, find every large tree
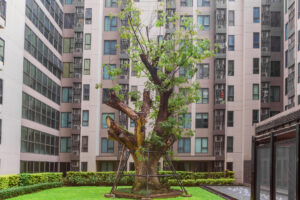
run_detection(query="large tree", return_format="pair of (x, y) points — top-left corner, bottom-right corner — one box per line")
(102, 0), (214, 193)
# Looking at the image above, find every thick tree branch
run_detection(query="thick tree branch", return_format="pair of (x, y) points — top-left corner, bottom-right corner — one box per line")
(106, 116), (137, 150)
(140, 54), (161, 85)
(105, 90), (139, 120)
(141, 90), (152, 117)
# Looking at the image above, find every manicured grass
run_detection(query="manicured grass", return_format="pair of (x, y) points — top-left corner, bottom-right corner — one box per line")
(9, 186), (224, 200)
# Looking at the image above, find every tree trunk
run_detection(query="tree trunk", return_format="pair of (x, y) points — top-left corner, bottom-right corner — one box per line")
(131, 153), (166, 193)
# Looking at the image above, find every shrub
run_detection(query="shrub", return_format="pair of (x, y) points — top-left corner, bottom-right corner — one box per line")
(19, 173), (63, 186)
(8, 175), (20, 188)
(0, 177), (9, 190)
(0, 182), (63, 199)
(65, 171), (235, 186)
(168, 178), (235, 186)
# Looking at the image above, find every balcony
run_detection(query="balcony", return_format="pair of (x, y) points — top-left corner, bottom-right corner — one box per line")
(214, 59), (226, 82)
(261, 5), (270, 26)
(0, 0), (6, 29)
(215, 9), (226, 33)
(213, 135), (224, 159)
(216, 0), (226, 8)
(119, 111), (128, 128)
(166, 0), (176, 9)
(214, 84), (225, 105)
(288, 35), (295, 68)
(261, 31), (271, 55)
(261, 57), (271, 78)
(215, 34), (226, 57)
(287, 71), (295, 98)
(74, 0), (84, 7)
(213, 110), (225, 132)
(261, 82), (270, 104)
(166, 9), (176, 33)
(120, 39), (130, 59)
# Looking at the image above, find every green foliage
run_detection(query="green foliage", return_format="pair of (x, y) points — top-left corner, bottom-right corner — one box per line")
(100, 0), (216, 150)
(0, 176), (9, 190)
(0, 173), (63, 189)
(167, 178), (235, 186)
(0, 182), (63, 199)
(65, 171), (235, 186)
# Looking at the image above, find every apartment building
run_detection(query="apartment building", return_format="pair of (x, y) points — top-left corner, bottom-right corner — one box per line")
(0, 0), (295, 185)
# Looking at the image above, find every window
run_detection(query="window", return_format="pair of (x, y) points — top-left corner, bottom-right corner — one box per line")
(253, 84), (259, 100)
(0, 38), (4, 62)
(101, 138), (114, 153)
(102, 113), (114, 128)
(197, 88), (209, 104)
(198, 0), (210, 7)
(253, 7), (260, 23)
(180, 0), (193, 7)
(22, 93), (60, 130)
(104, 16), (117, 31)
(85, 8), (92, 24)
(252, 110), (259, 124)
(105, 0), (118, 7)
(270, 86), (280, 102)
(228, 85), (234, 102)
(81, 162), (88, 171)
(62, 87), (72, 103)
(285, 23), (289, 40)
(60, 137), (71, 153)
(64, 13), (74, 29)
(61, 112), (72, 128)
(83, 85), (90, 101)
(0, 79), (2, 104)
(179, 113), (191, 129)
(65, 0), (73, 4)
(178, 138), (191, 153)
(195, 138), (208, 153)
(130, 119), (135, 127)
(82, 110), (89, 126)
(63, 38), (74, 53)
(196, 113), (208, 128)
(103, 64), (116, 80)
(271, 36), (281, 52)
(227, 162), (233, 171)
(85, 34), (91, 50)
(271, 61), (280, 77)
(228, 11), (234, 26)
(228, 60), (234, 76)
(253, 33), (260, 48)
(104, 40), (117, 55)
(180, 16), (193, 30)
(131, 86), (137, 101)
(227, 111), (234, 127)
(102, 88), (111, 104)
(196, 64), (209, 79)
(271, 12), (281, 27)
(228, 35), (235, 51)
(63, 63), (73, 78)
(82, 136), (88, 152)
(227, 136), (233, 152)
(253, 58), (259, 74)
(101, 162), (114, 171)
(84, 59), (90, 75)
(179, 67), (192, 79)
(21, 126), (59, 155)
(197, 15), (210, 30)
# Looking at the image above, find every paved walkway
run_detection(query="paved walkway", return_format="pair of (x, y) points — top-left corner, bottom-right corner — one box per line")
(207, 186), (288, 200)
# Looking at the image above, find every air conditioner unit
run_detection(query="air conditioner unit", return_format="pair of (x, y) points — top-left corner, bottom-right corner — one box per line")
(215, 136), (223, 142)
(262, 47), (268, 52)
(74, 73), (82, 78)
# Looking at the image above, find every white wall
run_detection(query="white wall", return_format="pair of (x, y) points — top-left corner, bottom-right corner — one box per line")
(0, 0), (26, 174)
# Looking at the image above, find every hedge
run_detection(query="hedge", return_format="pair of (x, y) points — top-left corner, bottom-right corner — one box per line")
(0, 182), (63, 200)
(168, 178), (235, 186)
(0, 173), (63, 190)
(65, 171), (235, 186)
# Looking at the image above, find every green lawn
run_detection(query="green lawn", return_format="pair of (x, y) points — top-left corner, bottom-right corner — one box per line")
(9, 186), (224, 200)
